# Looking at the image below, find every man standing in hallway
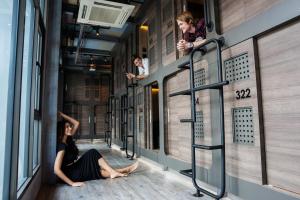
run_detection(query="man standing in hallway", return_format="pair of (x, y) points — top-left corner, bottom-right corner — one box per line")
(126, 55), (149, 80)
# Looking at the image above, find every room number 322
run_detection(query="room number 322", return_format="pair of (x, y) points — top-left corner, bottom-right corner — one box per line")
(235, 88), (251, 100)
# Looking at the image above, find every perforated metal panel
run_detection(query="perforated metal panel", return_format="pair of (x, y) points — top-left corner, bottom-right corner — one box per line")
(195, 111), (204, 138)
(232, 107), (254, 145)
(149, 46), (155, 66)
(149, 18), (156, 36)
(163, 0), (173, 22)
(225, 53), (250, 82)
(128, 115), (132, 132)
(139, 115), (143, 133)
(166, 31), (174, 55)
(128, 96), (133, 107)
(194, 68), (206, 87)
(137, 92), (143, 105)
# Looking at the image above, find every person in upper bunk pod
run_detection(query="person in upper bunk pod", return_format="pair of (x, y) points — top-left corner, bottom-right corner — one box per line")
(54, 111), (139, 187)
(176, 11), (206, 54)
(126, 55), (149, 80)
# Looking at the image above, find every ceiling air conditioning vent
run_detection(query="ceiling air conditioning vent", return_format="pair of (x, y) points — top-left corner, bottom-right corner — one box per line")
(77, 0), (135, 28)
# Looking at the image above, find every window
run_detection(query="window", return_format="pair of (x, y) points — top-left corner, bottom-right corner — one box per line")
(0, 0), (19, 198)
(18, 0), (35, 189)
(32, 29), (43, 170)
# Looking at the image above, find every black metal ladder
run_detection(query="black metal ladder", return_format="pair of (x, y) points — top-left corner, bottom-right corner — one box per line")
(120, 94), (127, 151)
(105, 95), (114, 148)
(169, 38), (228, 199)
(124, 81), (137, 160)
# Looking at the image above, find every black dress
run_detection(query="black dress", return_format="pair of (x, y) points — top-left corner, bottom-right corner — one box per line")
(57, 139), (104, 182)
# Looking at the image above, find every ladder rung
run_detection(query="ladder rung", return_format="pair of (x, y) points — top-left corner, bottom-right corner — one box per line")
(128, 83), (138, 87)
(194, 81), (229, 92)
(179, 169), (192, 178)
(177, 60), (190, 69)
(178, 64), (190, 69)
(180, 119), (194, 123)
(169, 89), (191, 97)
(169, 81), (229, 97)
(193, 144), (223, 150)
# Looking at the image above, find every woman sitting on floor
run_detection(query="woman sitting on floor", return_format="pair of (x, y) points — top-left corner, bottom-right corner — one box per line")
(54, 112), (138, 187)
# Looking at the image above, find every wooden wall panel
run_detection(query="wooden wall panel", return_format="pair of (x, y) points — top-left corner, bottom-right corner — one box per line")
(166, 59), (212, 168)
(258, 20), (300, 195)
(219, 0), (282, 33)
(222, 39), (262, 184)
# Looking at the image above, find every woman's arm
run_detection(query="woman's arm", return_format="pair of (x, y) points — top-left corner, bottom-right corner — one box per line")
(177, 38), (206, 52)
(192, 38), (206, 49)
(54, 151), (84, 187)
(58, 112), (80, 135)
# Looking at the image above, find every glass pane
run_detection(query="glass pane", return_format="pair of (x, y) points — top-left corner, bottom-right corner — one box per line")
(32, 120), (41, 169)
(18, 0), (35, 189)
(34, 65), (41, 110)
(32, 120), (38, 168)
(39, 0), (45, 17)
(0, 0), (18, 197)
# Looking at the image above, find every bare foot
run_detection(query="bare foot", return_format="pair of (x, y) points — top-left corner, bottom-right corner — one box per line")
(110, 171), (127, 179)
(127, 161), (139, 174)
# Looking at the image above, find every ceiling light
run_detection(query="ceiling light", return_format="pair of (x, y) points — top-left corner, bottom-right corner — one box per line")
(89, 56), (96, 71)
(140, 25), (148, 31)
(89, 63), (96, 71)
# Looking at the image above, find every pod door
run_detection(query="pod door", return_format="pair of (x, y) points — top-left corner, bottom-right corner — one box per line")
(145, 82), (160, 150)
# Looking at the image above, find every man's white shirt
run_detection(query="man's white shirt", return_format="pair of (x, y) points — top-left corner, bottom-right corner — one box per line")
(138, 58), (149, 77)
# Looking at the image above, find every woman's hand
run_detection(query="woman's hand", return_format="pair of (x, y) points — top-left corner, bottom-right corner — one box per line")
(71, 182), (85, 187)
(177, 39), (192, 51)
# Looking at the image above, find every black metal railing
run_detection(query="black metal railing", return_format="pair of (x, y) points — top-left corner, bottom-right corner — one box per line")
(105, 95), (114, 147)
(169, 38), (228, 199)
(120, 94), (127, 151)
(125, 82), (138, 160)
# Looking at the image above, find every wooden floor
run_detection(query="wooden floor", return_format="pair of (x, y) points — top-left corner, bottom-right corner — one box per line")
(37, 141), (216, 200)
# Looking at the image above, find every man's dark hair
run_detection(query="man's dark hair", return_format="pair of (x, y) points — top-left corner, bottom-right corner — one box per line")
(132, 55), (142, 63)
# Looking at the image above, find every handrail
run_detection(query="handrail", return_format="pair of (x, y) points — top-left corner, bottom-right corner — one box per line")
(125, 80), (137, 160)
(169, 37), (227, 199)
(189, 38), (226, 199)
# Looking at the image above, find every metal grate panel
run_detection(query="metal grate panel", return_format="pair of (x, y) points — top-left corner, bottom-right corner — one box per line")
(149, 46), (155, 66)
(166, 31), (174, 55)
(232, 107), (254, 145)
(195, 111), (204, 138)
(137, 92), (143, 105)
(225, 53), (250, 83)
(139, 115), (143, 133)
(149, 18), (156, 36)
(128, 115), (132, 132)
(194, 68), (206, 87)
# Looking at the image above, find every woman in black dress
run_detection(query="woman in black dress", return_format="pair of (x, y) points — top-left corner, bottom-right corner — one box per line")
(176, 11), (206, 53)
(54, 112), (138, 187)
